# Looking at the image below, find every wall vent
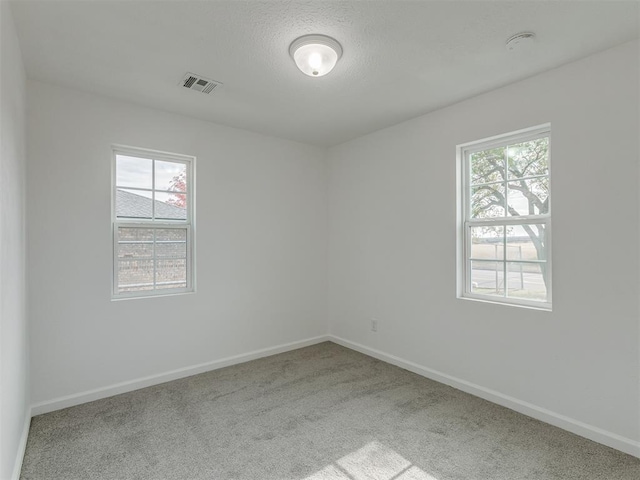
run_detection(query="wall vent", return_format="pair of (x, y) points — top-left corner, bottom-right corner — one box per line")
(180, 73), (222, 94)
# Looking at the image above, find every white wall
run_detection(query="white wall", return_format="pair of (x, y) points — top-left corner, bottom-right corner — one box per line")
(327, 41), (640, 447)
(0, 2), (29, 479)
(27, 81), (327, 406)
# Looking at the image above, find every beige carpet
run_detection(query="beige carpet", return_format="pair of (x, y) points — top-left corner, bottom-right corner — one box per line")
(20, 342), (640, 479)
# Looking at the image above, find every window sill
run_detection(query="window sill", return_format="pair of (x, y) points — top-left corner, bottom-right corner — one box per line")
(458, 294), (552, 312)
(111, 290), (196, 302)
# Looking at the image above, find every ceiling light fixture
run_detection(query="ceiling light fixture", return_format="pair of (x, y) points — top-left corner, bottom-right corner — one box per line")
(289, 34), (343, 77)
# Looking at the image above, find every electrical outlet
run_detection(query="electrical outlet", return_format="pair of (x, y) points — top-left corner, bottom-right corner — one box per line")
(371, 319), (378, 332)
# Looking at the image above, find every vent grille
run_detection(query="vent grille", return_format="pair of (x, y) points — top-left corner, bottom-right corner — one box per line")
(180, 72), (222, 95)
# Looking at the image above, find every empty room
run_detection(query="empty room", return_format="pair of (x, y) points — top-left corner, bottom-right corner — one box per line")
(1, 0), (640, 479)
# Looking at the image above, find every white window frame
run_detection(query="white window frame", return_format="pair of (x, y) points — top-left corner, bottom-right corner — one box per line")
(457, 124), (552, 310)
(111, 145), (196, 300)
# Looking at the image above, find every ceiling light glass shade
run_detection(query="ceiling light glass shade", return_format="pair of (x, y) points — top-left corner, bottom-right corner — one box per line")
(289, 34), (343, 77)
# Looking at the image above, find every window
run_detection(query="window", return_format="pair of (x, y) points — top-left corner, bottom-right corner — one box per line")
(458, 125), (551, 309)
(112, 146), (194, 298)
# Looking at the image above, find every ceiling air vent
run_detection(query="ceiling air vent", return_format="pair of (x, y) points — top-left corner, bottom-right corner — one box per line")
(180, 73), (222, 95)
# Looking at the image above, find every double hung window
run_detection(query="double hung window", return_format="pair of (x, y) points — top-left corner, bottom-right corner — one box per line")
(458, 125), (551, 309)
(112, 146), (194, 298)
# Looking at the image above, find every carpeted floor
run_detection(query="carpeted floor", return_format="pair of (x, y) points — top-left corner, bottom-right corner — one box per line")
(20, 342), (640, 479)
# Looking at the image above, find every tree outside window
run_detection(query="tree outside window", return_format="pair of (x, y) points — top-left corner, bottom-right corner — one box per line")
(460, 127), (551, 308)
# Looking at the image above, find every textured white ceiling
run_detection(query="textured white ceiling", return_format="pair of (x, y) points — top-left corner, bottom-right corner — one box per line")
(11, 0), (640, 146)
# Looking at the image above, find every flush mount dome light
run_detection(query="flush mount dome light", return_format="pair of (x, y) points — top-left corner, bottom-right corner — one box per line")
(289, 34), (343, 77)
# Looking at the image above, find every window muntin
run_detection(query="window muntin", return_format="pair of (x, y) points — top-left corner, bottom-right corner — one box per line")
(459, 126), (551, 309)
(112, 147), (194, 299)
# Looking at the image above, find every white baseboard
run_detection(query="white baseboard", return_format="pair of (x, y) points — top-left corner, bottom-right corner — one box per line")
(328, 335), (640, 459)
(31, 335), (330, 416)
(12, 408), (31, 480)
(27, 333), (640, 459)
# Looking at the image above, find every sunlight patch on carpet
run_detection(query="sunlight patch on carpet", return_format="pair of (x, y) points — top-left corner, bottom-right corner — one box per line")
(305, 441), (439, 480)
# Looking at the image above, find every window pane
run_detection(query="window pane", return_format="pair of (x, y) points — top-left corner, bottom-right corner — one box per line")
(156, 259), (187, 289)
(470, 226), (503, 260)
(154, 192), (187, 220)
(116, 155), (152, 189)
(156, 229), (187, 258)
(470, 147), (505, 185)
(118, 259), (154, 292)
(507, 138), (549, 180)
(116, 189), (153, 219)
(117, 227), (154, 242)
(506, 262), (547, 302)
(155, 160), (187, 193)
(117, 241), (153, 259)
(506, 224), (546, 261)
(471, 183), (505, 218)
(470, 261), (504, 297)
(507, 177), (549, 216)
